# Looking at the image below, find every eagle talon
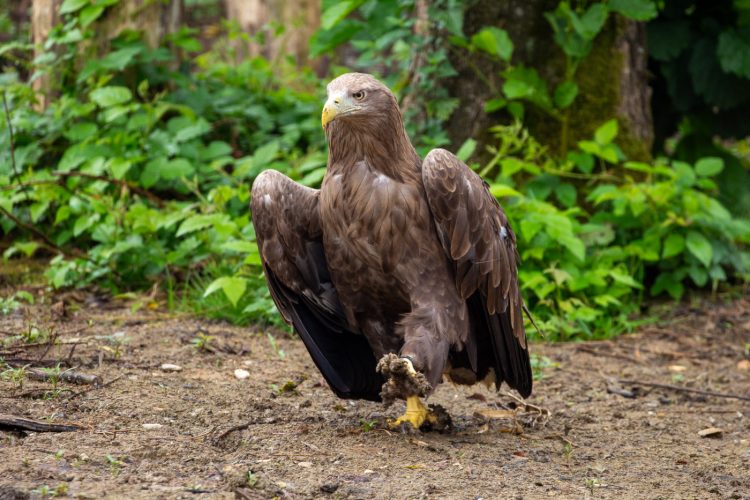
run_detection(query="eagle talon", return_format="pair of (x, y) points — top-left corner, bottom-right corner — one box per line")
(387, 395), (438, 431)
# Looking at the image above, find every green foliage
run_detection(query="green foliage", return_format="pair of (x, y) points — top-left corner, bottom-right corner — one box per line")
(311, 0), (463, 152)
(1, 20), (323, 323)
(648, 0), (750, 174)
(483, 121), (750, 339)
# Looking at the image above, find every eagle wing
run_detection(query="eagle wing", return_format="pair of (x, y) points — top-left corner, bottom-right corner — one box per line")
(251, 169), (383, 401)
(422, 149), (532, 397)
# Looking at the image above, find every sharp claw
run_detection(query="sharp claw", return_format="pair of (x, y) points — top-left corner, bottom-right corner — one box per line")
(400, 356), (418, 377)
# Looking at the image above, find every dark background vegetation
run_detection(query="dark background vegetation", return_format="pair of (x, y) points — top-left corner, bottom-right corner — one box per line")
(1, 0), (749, 340)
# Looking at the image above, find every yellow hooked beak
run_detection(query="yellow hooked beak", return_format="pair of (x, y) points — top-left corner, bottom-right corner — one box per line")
(321, 93), (357, 128)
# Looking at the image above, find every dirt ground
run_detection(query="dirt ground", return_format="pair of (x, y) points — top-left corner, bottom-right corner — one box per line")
(1, 286), (749, 499)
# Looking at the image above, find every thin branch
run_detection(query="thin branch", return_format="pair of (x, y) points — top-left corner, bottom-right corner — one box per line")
(53, 171), (165, 207)
(618, 379), (750, 402)
(0, 204), (83, 259)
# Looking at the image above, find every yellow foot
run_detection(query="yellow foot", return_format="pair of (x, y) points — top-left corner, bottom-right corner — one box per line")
(388, 395), (438, 430)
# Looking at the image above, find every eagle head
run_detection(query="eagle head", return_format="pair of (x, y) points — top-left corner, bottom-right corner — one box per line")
(321, 73), (400, 130)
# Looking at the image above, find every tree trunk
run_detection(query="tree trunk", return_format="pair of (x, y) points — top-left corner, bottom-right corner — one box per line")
(223, 0), (320, 68)
(31, 0), (183, 109)
(445, 0), (654, 161)
(31, 0), (61, 110)
(92, 0), (183, 52)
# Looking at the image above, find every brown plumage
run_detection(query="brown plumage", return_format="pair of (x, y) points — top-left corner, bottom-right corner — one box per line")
(251, 73), (531, 409)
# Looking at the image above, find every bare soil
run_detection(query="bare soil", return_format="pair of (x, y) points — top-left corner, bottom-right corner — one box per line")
(1, 287), (749, 499)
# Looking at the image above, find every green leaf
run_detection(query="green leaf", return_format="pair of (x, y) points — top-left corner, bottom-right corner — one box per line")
(594, 119), (618, 144)
(484, 97), (506, 112)
(90, 86), (132, 107)
(108, 158), (132, 180)
(608, 0), (658, 21)
(321, 0), (363, 30)
(471, 27), (514, 61)
(456, 139), (477, 162)
(79, 5), (105, 27)
(717, 27), (750, 79)
(555, 183), (577, 207)
(579, 4), (608, 37)
(73, 213), (100, 237)
(176, 214), (224, 237)
(221, 240), (257, 253)
(98, 47), (142, 71)
(252, 141), (280, 167)
(60, 0), (88, 14)
(686, 230), (713, 268)
(688, 266), (708, 287)
(160, 158), (193, 180)
(609, 269), (643, 289)
(502, 66), (552, 111)
(553, 81), (578, 108)
(651, 272), (684, 299)
(673, 161), (695, 187)
(141, 157), (167, 188)
(64, 122), (98, 141)
(203, 277), (247, 307)
(662, 233), (685, 259)
(489, 184), (522, 198)
(694, 157), (724, 177)
(647, 20), (691, 61)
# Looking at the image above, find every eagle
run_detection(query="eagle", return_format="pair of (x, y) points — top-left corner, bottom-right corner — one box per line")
(251, 73), (531, 430)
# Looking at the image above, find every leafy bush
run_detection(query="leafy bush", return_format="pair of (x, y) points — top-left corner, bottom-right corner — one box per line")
(481, 120), (750, 339)
(1, 27), (325, 324)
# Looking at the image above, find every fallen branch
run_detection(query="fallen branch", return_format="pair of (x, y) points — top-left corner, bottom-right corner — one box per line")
(0, 413), (81, 433)
(618, 379), (750, 402)
(27, 368), (102, 386)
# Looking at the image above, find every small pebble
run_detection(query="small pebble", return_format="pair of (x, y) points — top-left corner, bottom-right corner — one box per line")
(698, 427), (723, 438)
(234, 369), (250, 380)
(142, 423), (163, 430)
(298, 461), (312, 468)
(160, 363), (182, 372)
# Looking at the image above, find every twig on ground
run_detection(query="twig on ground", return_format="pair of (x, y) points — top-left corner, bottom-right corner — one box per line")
(618, 379), (750, 402)
(0, 413), (81, 432)
(66, 374), (124, 399)
(576, 345), (641, 364)
(211, 419), (261, 443)
(27, 367), (102, 386)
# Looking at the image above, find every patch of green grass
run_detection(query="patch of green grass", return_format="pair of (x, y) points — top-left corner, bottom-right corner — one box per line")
(530, 354), (560, 381)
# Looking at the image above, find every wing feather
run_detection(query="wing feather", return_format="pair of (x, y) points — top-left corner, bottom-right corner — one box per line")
(251, 169), (383, 401)
(422, 149), (532, 397)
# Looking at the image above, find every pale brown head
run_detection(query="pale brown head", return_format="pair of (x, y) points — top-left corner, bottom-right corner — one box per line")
(321, 73), (402, 132)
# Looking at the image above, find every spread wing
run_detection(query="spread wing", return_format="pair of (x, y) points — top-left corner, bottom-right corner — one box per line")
(422, 149), (532, 397)
(251, 169), (383, 401)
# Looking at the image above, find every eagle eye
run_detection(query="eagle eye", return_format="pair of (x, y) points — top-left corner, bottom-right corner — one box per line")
(352, 90), (365, 100)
